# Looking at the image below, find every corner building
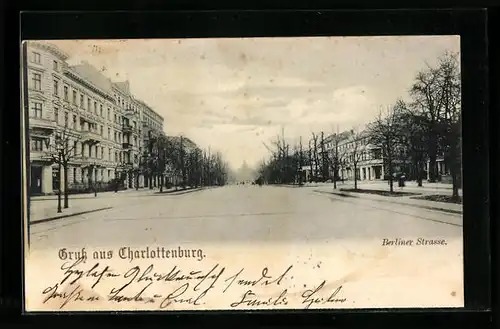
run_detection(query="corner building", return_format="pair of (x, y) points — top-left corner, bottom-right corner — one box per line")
(24, 41), (164, 195)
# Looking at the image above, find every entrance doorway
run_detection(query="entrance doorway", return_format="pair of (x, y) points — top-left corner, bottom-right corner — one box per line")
(30, 166), (43, 194)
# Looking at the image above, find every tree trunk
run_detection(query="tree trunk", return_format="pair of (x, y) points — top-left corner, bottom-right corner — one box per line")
(388, 157), (394, 193)
(160, 174), (164, 192)
(451, 170), (459, 200)
(354, 164), (358, 190)
(57, 160), (62, 213)
(427, 135), (438, 182)
(63, 164), (69, 208)
(333, 164), (337, 190)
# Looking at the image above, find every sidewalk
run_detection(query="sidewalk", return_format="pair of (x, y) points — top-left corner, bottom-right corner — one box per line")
(305, 180), (462, 196)
(313, 187), (463, 215)
(28, 187), (212, 224)
(28, 188), (158, 224)
(30, 187), (158, 201)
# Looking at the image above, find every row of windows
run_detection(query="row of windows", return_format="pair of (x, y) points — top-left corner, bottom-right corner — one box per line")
(73, 168), (114, 184)
(30, 51), (60, 71)
(340, 149), (382, 164)
(29, 50), (161, 130)
(31, 136), (138, 164)
(30, 103), (139, 146)
(31, 71), (138, 127)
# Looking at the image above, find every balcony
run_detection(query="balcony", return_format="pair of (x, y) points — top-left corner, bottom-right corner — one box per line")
(122, 124), (133, 134)
(122, 142), (133, 150)
(29, 117), (56, 131)
(80, 130), (101, 144)
(124, 108), (136, 117)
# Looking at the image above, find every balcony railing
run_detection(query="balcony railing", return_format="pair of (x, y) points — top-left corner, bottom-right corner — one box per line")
(124, 108), (136, 117)
(122, 124), (133, 134)
(81, 130), (101, 143)
(29, 117), (56, 130)
(122, 142), (133, 150)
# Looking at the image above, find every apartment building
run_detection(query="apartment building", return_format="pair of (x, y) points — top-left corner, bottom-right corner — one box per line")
(24, 41), (164, 195)
(322, 130), (386, 182)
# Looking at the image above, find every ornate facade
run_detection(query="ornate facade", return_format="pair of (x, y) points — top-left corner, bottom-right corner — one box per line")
(24, 41), (164, 195)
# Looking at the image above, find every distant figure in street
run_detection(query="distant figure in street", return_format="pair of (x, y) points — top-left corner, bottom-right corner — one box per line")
(398, 173), (406, 188)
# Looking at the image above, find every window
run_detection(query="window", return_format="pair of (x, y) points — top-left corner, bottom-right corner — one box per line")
(114, 132), (117, 142)
(53, 60), (59, 71)
(80, 95), (84, 107)
(73, 141), (77, 156)
(30, 138), (44, 151)
(108, 128), (111, 139)
(32, 52), (41, 64)
(32, 102), (42, 118)
(115, 151), (118, 162)
(100, 105), (103, 117)
(64, 112), (69, 126)
(100, 125), (103, 135)
(94, 102), (97, 114)
(73, 168), (77, 183)
(54, 108), (59, 123)
(108, 149), (111, 160)
(32, 73), (42, 91)
(107, 108), (110, 120)
(87, 97), (91, 110)
(73, 115), (77, 129)
(63, 86), (69, 101)
(114, 114), (117, 123)
(53, 80), (59, 96)
(101, 147), (104, 159)
(72, 90), (77, 104)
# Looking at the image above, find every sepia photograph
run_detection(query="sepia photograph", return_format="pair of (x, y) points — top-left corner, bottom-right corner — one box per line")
(22, 36), (463, 311)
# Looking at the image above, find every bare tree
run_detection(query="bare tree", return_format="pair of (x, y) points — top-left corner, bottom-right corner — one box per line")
(409, 51), (460, 183)
(325, 131), (346, 190)
(436, 52), (462, 199)
(311, 133), (320, 182)
(366, 104), (403, 193)
(45, 124), (82, 210)
(345, 128), (365, 190)
(298, 136), (304, 185)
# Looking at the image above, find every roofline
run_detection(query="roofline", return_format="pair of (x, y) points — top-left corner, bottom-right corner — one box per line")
(28, 41), (69, 61)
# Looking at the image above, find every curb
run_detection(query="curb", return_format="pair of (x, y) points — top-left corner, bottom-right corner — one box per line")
(153, 187), (208, 196)
(30, 207), (113, 225)
(314, 190), (462, 215)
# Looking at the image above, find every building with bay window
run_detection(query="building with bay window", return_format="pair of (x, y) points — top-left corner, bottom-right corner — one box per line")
(24, 41), (164, 195)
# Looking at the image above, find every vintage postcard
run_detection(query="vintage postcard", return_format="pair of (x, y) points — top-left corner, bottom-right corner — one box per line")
(22, 36), (463, 312)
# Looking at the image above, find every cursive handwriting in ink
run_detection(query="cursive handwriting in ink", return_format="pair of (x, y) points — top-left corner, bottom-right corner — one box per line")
(301, 281), (346, 309)
(159, 283), (202, 309)
(108, 282), (155, 304)
(158, 265), (225, 309)
(42, 284), (100, 309)
(230, 289), (289, 308)
(59, 258), (119, 289)
(223, 265), (293, 293)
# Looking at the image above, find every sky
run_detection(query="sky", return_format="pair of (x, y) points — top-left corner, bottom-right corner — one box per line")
(50, 36), (460, 170)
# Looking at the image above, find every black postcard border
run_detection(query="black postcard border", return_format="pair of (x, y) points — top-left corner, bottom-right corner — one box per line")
(1, 7), (492, 328)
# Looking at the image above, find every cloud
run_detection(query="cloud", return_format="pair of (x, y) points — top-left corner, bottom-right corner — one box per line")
(49, 36), (460, 168)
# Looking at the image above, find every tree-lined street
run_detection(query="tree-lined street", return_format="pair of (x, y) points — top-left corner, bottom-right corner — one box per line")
(29, 184), (462, 251)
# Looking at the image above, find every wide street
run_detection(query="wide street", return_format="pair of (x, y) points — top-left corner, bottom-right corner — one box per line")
(29, 184), (462, 251)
